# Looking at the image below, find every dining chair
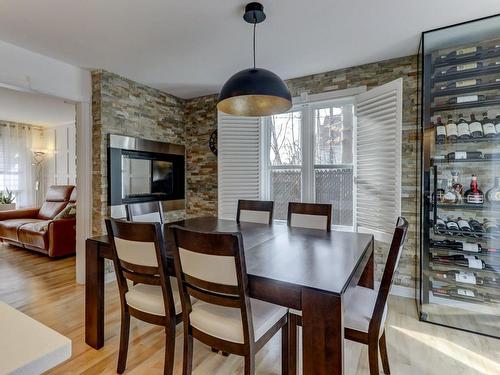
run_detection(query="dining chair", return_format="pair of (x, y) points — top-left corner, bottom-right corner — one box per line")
(286, 202), (332, 373)
(236, 199), (274, 225)
(125, 201), (165, 223)
(287, 202), (332, 231)
(170, 225), (290, 375)
(105, 218), (183, 375)
(343, 217), (408, 375)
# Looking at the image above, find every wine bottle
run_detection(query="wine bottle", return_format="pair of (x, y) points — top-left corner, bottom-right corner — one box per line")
(439, 78), (481, 90)
(451, 171), (463, 198)
(445, 218), (460, 234)
(469, 114), (483, 138)
(481, 112), (496, 138)
(482, 218), (499, 233)
(433, 286), (483, 302)
(486, 177), (500, 204)
(446, 151), (482, 160)
(439, 46), (481, 60)
(440, 62), (483, 75)
(445, 114), (458, 142)
(435, 218), (447, 234)
(447, 95), (486, 105)
(464, 175), (484, 204)
(456, 114), (471, 139)
(443, 180), (459, 204)
(468, 219), (484, 238)
(457, 217), (473, 236)
(432, 254), (486, 269)
(434, 270), (478, 285)
(430, 239), (483, 253)
(435, 116), (446, 143)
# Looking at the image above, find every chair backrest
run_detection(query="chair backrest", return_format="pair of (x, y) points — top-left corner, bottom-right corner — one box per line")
(236, 199), (274, 225)
(125, 201), (164, 223)
(38, 185), (75, 220)
(370, 217), (408, 336)
(105, 218), (176, 319)
(170, 226), (254, 345)
(287, 202), (332, 231)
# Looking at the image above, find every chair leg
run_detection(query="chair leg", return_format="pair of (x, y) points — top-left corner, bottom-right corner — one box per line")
(368, 337), (379, 375)
(163, 322), (176, 375)
(244, 354), (255, 375)
(288, 314), (297, 375)
(281, 321), (289, 375)
(379, 330), (390, 374)
(182, 329), (193, 375)
(117, 309), (130, 374)
(211, 347), (219, 353)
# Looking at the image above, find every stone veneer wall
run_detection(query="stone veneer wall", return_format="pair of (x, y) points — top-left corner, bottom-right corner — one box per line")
(182, 55), (420, 289)
(91, 70), (186, 234)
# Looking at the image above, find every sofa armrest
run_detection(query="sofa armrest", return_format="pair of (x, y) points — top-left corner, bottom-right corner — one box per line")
(0, 208), (40, 221)
(47, 218), (76, 257)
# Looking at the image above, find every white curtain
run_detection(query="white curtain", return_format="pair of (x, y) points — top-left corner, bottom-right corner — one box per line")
(0, 124), (35, 208)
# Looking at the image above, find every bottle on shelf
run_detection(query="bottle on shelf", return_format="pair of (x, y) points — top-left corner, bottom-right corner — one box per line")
(443, 179), (460, 204)
(464, 175), (484, 204)
(457, 217), (473, 236)
(456, 114), (471, 139)
(435, 116), (446, 143)
(434, 270), (478, 285)
(495, 114), (500, 138)
(432, 286), (483, 303)
(440, 61), (483, 75)
(433, 179), (446, 203)
(482, 218), (499, 233)
(486, 177), (500, 204)
(435, 217), (447, 234)
(445, 114), (458, 142)
(451, 171), (464, 199)
(468, 219), (485, 238)
(481, 112), (496, 138)
(432, 254), (486, 269)
(445, 217), (460, 235)
(446, 151), (483, 160)
(469, 114), (484, 138)
(447, 94), (486, 105)
(439, 78), (481, 90)
(429, 239), (483, 253)
(439, 46), (482, 60)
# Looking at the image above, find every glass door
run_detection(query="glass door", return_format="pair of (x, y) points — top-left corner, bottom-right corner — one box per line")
(420, 14), (500, 338)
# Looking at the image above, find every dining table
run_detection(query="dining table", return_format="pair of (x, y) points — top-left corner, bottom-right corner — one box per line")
(85, 217), (374, 375)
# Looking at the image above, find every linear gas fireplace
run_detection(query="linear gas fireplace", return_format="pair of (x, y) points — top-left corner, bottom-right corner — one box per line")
(108, 134), (185, 209)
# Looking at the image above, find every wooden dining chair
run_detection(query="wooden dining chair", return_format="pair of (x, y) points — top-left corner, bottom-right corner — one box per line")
(170, 225), (290, 375)
(105, 218), (183, 375)
(287, 202), (332, 231)
(125, 201), (165, 223)
(236, 199), (274, 225)
(344, 217), (408, 375)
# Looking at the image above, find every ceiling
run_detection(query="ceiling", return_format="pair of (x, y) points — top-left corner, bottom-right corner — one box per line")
(0, 1), (499, 99)
(0, 87), (75, 127)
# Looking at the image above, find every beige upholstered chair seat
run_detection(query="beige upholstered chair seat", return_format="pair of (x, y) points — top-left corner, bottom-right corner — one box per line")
(343, 286), (387, 334)
(189, 299), (287, 344)
(125, 277), (182, 316)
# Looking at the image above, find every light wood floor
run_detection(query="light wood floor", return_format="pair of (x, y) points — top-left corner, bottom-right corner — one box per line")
(1, 243), (499, 375)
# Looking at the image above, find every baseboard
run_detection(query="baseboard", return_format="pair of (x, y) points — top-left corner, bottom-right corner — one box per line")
(375, 281), (415, 299)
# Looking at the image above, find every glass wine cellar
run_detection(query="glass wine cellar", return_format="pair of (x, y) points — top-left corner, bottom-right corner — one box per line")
(419, 15), (500, 338)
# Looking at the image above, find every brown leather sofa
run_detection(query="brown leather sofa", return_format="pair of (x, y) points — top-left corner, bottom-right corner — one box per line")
(0, 185), (76, 257)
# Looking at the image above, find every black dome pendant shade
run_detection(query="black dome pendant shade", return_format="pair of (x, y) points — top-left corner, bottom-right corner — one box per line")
(217, 2), (292, 117)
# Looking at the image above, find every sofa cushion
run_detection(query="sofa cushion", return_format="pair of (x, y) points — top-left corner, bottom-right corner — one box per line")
(37, 202), (67, 220)
(0, 218), (42, 241)
(45, 186), (74, 202)
(53, 204), (76, 220)
(18, 222), (50, 250)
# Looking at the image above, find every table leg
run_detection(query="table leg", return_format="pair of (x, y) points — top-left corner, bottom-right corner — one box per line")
(302, 288), (343, 375)
(358, 240), (374, 289)
(85, 239), (105, 349)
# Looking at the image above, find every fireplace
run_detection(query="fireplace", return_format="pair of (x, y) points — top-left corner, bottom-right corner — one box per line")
(108, 134), (185, 209)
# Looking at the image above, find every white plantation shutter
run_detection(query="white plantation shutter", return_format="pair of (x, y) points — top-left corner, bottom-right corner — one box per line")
(217, 113), (262, 220)
(355, 78), (402, 242)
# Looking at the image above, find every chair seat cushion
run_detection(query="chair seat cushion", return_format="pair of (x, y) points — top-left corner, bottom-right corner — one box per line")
(125, 277), (182, 316)
(0, 219), (45, 242)
(344, 286), (387, 334)
(18, 221), (51, 250)
(189, 299), (287, 344)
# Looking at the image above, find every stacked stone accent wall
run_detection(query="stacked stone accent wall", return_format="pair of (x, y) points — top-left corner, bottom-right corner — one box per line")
(91, 70), (185, 234)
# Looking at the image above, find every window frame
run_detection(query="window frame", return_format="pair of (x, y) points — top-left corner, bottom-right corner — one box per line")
(262, 87), (366, 230)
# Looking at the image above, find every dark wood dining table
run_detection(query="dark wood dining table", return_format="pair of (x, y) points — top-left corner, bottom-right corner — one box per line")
(85, 217), (374, 375)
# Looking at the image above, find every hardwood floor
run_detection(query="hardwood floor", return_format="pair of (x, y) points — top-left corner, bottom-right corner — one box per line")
(1, 243), (499, 375)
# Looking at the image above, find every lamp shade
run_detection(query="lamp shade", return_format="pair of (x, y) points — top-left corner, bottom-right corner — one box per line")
(217, 68), (292, 117)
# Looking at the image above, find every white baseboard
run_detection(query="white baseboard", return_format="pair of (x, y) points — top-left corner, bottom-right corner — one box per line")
(375, 281), (415, 299)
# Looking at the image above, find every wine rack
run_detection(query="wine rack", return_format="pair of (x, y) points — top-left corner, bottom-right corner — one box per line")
(419, 14), (500, 338)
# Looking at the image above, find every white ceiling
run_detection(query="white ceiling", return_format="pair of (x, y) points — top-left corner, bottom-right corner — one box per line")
(0, 87), (75, 127)
(0, 0), (499, 99)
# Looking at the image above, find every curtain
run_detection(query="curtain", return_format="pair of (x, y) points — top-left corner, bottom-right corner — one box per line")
(0, 124), (35, 208)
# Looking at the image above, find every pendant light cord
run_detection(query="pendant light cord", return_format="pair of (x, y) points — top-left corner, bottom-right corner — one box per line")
(253, 17), (257, 69)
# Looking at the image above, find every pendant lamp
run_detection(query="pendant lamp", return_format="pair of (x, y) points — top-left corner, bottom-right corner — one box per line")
(217, 2), (292, 117)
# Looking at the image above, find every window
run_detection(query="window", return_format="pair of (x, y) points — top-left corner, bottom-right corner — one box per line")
(265, 98), (355, 226)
